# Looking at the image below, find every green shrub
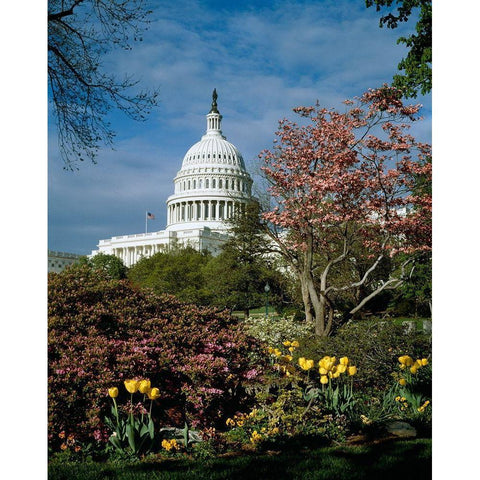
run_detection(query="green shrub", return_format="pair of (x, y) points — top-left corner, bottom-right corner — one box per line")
(295, 319), (431, 392)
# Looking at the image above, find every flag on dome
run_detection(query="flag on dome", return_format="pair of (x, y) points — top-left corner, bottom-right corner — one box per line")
(147, 212), (155, 219)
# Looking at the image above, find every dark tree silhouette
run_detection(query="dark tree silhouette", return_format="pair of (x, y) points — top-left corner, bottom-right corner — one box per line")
(48, 0), (159, 169)
(366, 0), (432, 98)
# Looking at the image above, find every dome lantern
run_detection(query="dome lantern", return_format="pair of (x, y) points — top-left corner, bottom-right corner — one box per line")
(206, 88), (223, 135)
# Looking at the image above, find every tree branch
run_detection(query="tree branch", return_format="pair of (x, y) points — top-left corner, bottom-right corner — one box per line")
(349, 257), (414, 315)
(48, 1), (85, 22)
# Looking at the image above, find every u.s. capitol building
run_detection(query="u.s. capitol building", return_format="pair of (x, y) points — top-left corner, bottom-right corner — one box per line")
(91, 90), (254, 266)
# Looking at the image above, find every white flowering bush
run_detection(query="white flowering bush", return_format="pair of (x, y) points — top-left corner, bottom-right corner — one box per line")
(244, 316), (314, 346)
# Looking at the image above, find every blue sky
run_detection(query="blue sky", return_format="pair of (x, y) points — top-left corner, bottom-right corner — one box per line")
(48, 0), (432, 255)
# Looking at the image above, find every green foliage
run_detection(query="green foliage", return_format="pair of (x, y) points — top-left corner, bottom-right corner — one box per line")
(191, 439), (217, 460)
(127, 247), (213, 305)
(204, 202), (290, 316)
(78, 253), (128, 280)
(297, 319), (431, 391)
(366, 0), (431, 97)
(390, 253), (431, 317)
(104, 398), (155, 456)
(305, 381), (356, 418)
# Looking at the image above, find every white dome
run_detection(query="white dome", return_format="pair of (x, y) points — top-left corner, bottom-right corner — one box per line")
(165, 90), (253, 233)
(182, 136), (246, 170)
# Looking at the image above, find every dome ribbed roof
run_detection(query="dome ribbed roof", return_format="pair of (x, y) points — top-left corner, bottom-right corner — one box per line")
(182, 135), (246, 169)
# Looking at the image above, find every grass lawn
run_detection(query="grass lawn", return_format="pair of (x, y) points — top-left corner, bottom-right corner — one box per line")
(49, 438), (431, 480)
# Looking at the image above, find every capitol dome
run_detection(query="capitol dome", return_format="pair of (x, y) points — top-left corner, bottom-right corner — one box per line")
(166, 90), (253, 233)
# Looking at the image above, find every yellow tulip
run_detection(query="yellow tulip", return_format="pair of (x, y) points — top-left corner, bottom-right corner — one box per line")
(339, 357), (349, 366)
(138, 379), (151, 394)
(398, 378), (406, 386)
(283, 355), (293, 362)
(108, 387), (119, 398)
(398, 355), (414, 366)
(415, 359), (422, 367)
(332, 371), (341, 378)
(348, 366), (357, 376)
(288, 346), (295, 353)
(124, 379), (139, 394)
(319, 356), (330, 365)
(304, 359), (314, 370)
(299, 358), (314, 370)
(404, 356), (414, 367)
(283, 340), (291, 347)
(320, 375), (328, 384)
(410, 365), (418, 374)
(421, 358), (429, 366)
(147, 387), (160, 400)
(337, 364), (347, 374)
(291, 341), (300, 348)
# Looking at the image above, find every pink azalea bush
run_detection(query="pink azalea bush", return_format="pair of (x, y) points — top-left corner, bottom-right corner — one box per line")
(48, 265), (265, 451)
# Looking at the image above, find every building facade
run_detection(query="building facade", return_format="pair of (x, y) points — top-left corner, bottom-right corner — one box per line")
(91, 91), (254, 266)
(48, 250), (83, 273)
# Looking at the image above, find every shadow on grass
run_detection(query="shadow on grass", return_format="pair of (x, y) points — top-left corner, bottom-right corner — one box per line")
(49, 439), (431, 480)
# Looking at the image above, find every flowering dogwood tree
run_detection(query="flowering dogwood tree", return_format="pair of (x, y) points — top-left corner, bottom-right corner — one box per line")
(260, 86), (431, 336)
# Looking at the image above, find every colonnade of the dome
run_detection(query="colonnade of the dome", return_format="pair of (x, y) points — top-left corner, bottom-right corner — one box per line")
(167, 199), (247, 226)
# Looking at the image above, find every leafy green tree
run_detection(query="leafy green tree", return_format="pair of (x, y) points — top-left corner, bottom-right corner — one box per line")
(77, 252), (128, 279)
(366, 0), (431, 97)
(127, 247), (213, 305)
(390, 252), (431, 317)
(205, 203), (291, 318)
(48, 0), (159, 169)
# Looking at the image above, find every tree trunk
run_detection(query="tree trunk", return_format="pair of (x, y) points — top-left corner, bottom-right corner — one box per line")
(300, 277), (314, 324)
(300, 270), (330, 337)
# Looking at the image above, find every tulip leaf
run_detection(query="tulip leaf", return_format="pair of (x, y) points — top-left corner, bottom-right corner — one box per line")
(126, 423), (137, 453)
(183, 422), (189, 448)
(109, 434), (122, 451)
(140, 423), (149, 437)
(148, 417), (154, 438)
